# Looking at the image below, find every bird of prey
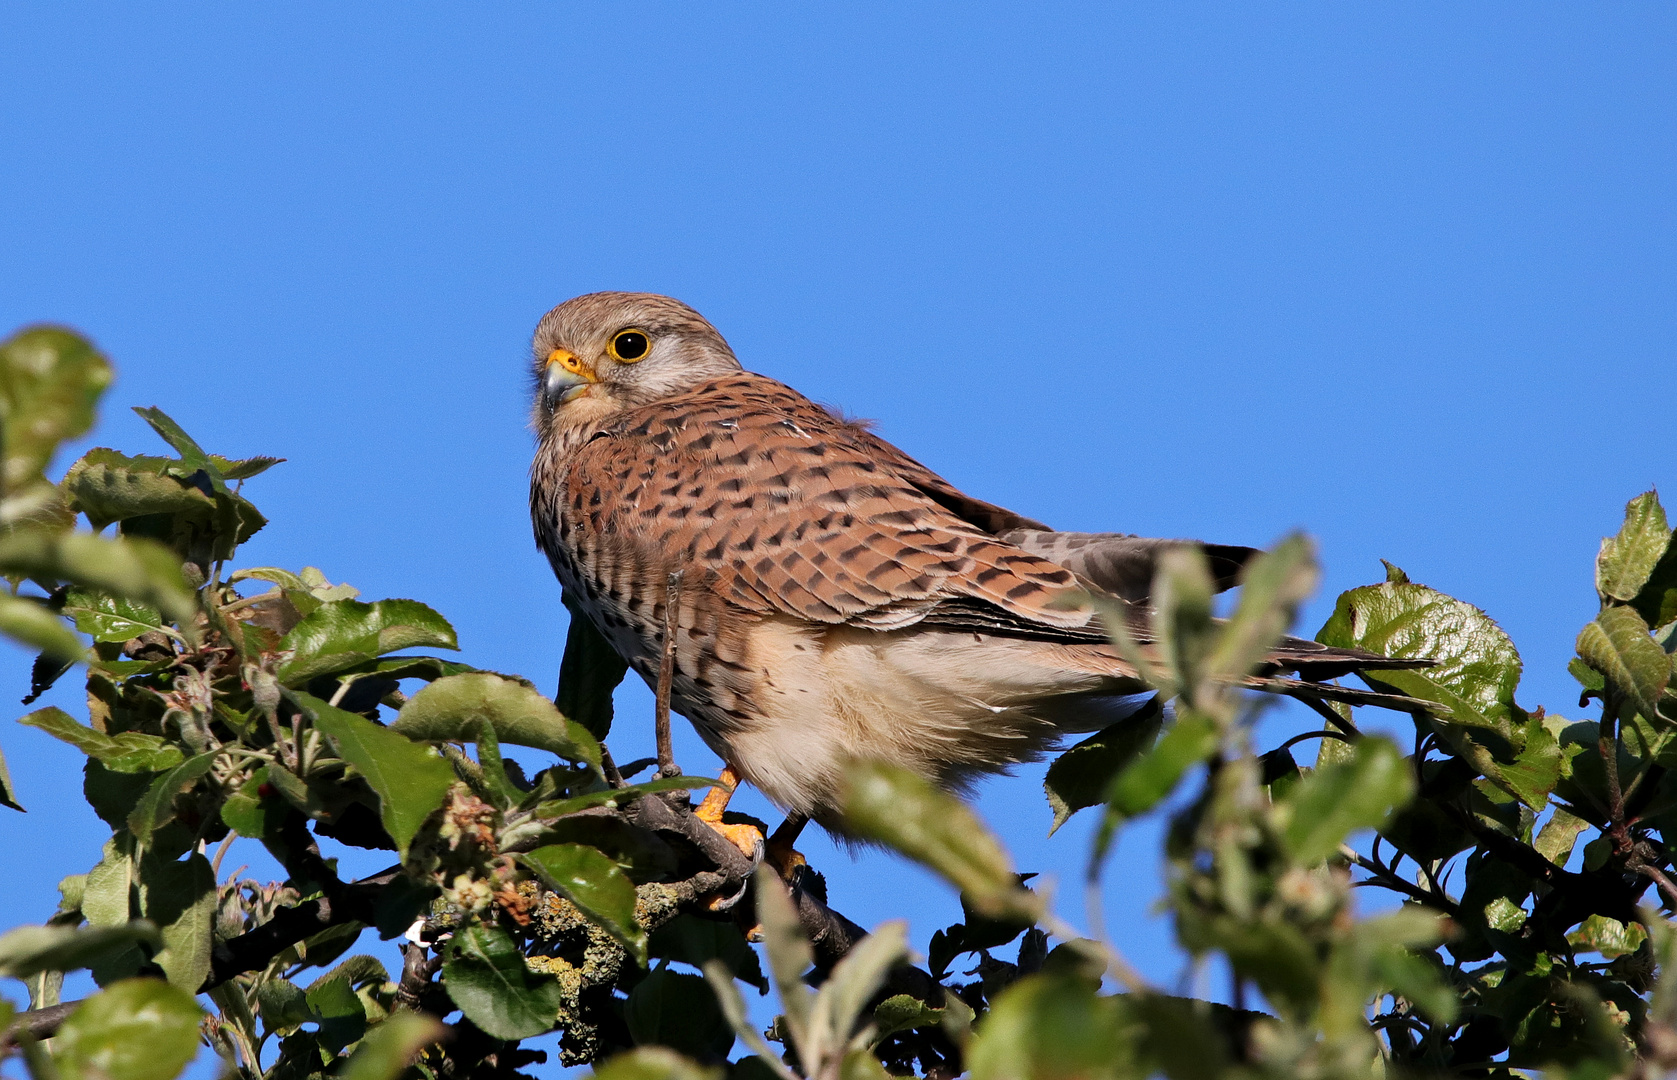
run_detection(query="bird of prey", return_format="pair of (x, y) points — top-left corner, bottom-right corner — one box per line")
(528, 292), (1407, 851)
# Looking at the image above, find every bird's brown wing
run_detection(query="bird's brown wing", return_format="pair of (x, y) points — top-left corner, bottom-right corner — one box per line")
(563, 374), (1101, 633)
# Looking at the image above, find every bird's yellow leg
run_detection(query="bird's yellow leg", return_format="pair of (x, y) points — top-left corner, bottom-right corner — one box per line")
(694, 764), (764, 862)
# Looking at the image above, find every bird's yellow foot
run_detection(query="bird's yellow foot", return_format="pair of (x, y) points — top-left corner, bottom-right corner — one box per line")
(695, 767), (765, 913)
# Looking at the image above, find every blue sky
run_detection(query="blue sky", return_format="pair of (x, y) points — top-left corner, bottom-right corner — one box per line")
(1, 2), (1673, 1070)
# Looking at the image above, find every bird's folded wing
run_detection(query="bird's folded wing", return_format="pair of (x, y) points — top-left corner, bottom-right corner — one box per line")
(565, 375), (1099, 631)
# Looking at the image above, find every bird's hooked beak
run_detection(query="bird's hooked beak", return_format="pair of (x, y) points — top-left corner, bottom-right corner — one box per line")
(544, 348), (599, 405)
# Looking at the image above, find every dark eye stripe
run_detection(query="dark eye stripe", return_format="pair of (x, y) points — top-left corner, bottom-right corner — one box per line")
(612, 330), (650, 361)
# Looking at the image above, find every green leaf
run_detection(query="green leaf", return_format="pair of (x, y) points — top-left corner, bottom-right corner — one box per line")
(556, 598), (629, 740)
(839, 759), (1038, 920)
(304, 973), (366, 1053)
(0, 326), (112, 526)
(1105, 711), (1218, 819)
(441, 924), (562, 1040)
(624, 969), (736, 1059)
(591, 1047), (725, 1080)
(1043, 698), (1163, 834)
(0, 737), (20, 811)
(1597, 491), (1671, 602)
(1280, 737), (1415, 864)
(130, 407), (222, 489)
(62, 590), (168, 644)
(213, 454), (283, 481)
(278, 598), (458, 684)
(82, 838), (133, 928)
(1317, 577), (1522, 738)
(807, 920), (909, 1068)
(1152, 547), (1217, 708)
(61, 458), (217, 531)
(20, 707), (184, 773)
(393, 672), (600, 767)
(965, 974), (1136, 1080)
(295, 692), (455, 859)
(702, 958), (799, 1080)
(1577, 604), (1670, 723)
(219, 768), (285, 839)
(1499, 716), (1563, 810)
(747, 864), (813, 1055)
(519, 843), (646, 961)
(472, 722), (520, 810)
(0, 531), (195, 632)
(0, 592), (85, 659)
(52, 978), (203, 1080)
(1534, 808), (1590, 866)
(127, 753), (217, 846)
(0, 923), (161, 979)
(1568, 914), (1648, 959)
(532, 774), (718, 819)
(1323, 908), (1456, 1033)
(136, 852), (216, 991)
(1204, 533), (1320, 686)
(336, 1011), (445, 1080)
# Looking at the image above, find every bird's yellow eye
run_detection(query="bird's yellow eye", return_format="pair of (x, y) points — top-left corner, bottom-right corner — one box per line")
(609, 329), (651, 362)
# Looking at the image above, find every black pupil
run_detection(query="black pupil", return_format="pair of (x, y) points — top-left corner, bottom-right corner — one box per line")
(615, 332), (648, 359)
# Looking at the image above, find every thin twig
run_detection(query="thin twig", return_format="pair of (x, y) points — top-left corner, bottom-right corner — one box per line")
(655, 570), (682, 778)
(599, 746), (627, 790)
(1638, 864), (1677, 910)
(1276, 729), (1350, 755)
(1294, 693), (1361, 738)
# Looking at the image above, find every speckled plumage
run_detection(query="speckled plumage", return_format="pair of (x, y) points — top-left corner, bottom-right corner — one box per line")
(527, 293), (1380, 826)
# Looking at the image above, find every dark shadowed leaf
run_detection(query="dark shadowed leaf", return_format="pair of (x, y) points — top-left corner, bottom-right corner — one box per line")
(336, 1011), (445, 1080)
(520, 842), (646, 961)
(0, 922), (161, 979)
(295, 692), (455, 858)
(1317, 578), (1522, 738)
(648, 912), (767, 991)
(442, 924), (562, 1040)
(1043, 698), (1164, 833)
(20, 707), (184, 773)
(1597, 492), (1671, 602)
(1577, 604), (1670, 723)
(1281, 737), (1414, 864)
(625, 969), (736, 1058)
(394, 672), (600, 767)
(557, 596), (629, 740)
(840, 759), (1037, 920)
(53, 978), (203, 1080)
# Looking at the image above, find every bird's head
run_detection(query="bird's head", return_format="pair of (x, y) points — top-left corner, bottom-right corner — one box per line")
(530, 292), (742, 432)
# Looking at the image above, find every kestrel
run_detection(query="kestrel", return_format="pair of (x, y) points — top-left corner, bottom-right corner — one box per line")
(529, 293), (1396, 842)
